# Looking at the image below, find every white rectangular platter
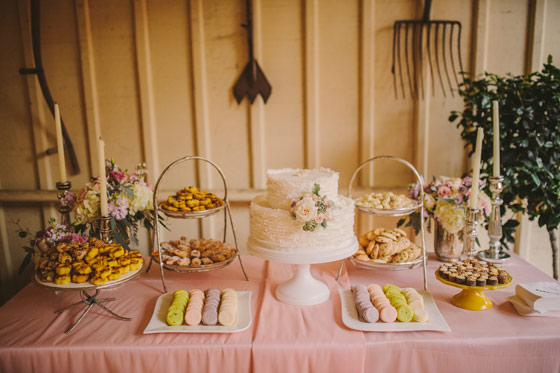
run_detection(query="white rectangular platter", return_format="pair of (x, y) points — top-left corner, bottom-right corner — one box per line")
(144, 291), (252, 334)
(339, 289), (450, 332)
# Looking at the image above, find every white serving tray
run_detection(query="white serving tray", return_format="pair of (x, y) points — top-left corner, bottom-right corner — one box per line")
(339, 289), (450, 332)
(143, 291), (252, 334)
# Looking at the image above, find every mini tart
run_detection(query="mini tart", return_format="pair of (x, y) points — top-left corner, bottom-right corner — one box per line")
(110, 247), (125, 258)
(118, 265), (130, 274)
(95, 266), (111, 279)
(90, 276), (108, 286)
(108, 271), (121, 281)
(56, 264), (71, 276)
(75, 264), (92, 275)
(55, 274), (71, 285)
(118, 257), (131, 266)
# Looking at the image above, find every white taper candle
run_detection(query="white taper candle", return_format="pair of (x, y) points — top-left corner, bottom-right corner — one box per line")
(98, 137), (108, 217)
(493, 100), (500, 177)
(470, 127), (484, 208)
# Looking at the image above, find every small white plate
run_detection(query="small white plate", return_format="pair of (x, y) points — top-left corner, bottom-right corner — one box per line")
(143, 291), (252, 334)
(339, 289), (450, 332)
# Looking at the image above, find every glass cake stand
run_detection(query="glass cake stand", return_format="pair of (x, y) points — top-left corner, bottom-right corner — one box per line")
(248, 236), (358, 306)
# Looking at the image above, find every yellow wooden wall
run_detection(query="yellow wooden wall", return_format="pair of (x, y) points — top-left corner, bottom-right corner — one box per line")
(0, 0), (559, 304)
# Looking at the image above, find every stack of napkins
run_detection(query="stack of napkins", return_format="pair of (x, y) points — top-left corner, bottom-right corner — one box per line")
(507, 282), (560, 317)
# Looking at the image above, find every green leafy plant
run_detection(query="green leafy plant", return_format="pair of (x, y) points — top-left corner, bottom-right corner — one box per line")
(449, 56), (560, 279)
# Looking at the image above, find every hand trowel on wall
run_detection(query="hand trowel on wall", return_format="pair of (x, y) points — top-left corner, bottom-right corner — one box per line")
(233, 0), (272, 104)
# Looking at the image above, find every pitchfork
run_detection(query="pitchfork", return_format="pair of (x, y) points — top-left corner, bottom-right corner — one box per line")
(392, 0), (464, 99)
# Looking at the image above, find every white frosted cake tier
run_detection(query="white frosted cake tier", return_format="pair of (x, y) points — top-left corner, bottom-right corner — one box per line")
(266, 168), (339, 210)
(249, 194), (356, 251)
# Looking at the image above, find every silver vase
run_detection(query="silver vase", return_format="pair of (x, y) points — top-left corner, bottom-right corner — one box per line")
(434, 219), (463, 262)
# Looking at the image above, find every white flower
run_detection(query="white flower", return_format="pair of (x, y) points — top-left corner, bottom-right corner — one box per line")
(292, 194), (318, 223)
(74, 189), (100, 223)
(128, 183), (153, 214)
(434, 200), (465, 234)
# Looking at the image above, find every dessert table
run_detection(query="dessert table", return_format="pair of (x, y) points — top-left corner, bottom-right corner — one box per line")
(1, 252), (559, 372)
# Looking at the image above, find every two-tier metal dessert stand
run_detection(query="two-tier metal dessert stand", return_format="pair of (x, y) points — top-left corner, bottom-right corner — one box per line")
(150, 156), (248, 293)
(339, 155), (428, 290)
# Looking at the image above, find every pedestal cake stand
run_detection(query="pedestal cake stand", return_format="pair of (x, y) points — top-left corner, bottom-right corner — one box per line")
(248, 237), (358, 305)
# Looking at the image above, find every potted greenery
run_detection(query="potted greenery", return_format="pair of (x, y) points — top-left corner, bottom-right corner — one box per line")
(449, 56), (560, 279)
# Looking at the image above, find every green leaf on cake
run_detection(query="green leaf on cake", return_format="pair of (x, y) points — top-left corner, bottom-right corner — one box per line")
(312, 183), (320, 196)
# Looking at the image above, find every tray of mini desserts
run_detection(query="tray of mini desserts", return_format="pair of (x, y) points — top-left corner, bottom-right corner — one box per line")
(144, 288), (252, 334)
(435, 258), (513, 289)
(34, 237), (144, 291)
(339, 283), (450, 332)
(152, 236), (237, 273)
(159, 186), (226, 219)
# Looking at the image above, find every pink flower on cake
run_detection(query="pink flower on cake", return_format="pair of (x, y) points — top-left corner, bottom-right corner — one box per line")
(315, 214), (325, 224)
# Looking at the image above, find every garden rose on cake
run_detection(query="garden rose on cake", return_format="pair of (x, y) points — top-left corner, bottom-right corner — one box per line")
(292, 195), (318, 222)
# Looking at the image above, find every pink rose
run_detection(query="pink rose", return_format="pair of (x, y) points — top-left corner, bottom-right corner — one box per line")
(438, 185), (452, 198)
(315, 214), (325, 224)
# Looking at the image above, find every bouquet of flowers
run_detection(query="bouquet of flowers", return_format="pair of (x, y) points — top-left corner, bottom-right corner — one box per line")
(16, 218), (86, 274)
(405, 175), (491, 234)
(72, 159), (160, 248)
(290, 183), (335, 232)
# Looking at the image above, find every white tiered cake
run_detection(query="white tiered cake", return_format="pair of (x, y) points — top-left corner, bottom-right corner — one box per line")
(248, 168), (356, 254)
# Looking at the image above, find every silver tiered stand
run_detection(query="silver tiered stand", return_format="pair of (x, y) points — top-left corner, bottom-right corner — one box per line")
(36, 215), (143, 334)
(478, 176), (510, 263)
(338, 156), (429, 291)
(150, 156), (248, 294)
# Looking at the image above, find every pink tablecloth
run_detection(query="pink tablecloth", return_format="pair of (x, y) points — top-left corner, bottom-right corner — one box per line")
(1, 253), (559, 372)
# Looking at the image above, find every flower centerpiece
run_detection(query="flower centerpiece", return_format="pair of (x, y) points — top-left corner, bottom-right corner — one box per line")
(290, 183), (335, 232)
(72, 159), (161, 248)
(16, 218), (87, 274)
(402, 175), (492, 261)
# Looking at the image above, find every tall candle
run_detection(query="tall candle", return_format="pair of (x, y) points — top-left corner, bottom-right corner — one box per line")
(98, 137), (108, 217)
(493, 100), (500, 176)
(470, 127), (484, 208)
(54, 103), (67, 182)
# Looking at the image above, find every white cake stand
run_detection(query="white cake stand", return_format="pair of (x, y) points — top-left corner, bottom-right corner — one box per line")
(248, 236), (358, 305)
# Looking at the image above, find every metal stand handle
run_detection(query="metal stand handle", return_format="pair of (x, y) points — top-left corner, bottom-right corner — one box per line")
(152, 156), (248, 293)
(338, 155), (428, 291)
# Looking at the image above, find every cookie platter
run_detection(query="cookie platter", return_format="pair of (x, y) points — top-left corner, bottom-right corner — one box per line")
(152, 251), (237, 273)
(355, 202), (422, 217)
(338, 287), (450, 332)
(144, 290), (252, 334)
(348, 256), (422, 271)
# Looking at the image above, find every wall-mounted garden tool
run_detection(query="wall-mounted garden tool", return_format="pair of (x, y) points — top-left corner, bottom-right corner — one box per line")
(233, 0), (272, 104)
(391, 0), (464, 100)
(19, 0), (80, 174)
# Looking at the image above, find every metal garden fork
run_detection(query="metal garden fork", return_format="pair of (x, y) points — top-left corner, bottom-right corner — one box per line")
(392, 0), (464, 99)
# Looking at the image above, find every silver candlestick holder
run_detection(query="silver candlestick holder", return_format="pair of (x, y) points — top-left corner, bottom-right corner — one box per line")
(98, 215), (112, 242)
(478, 176), (510, 263)
(56, 181), (72, 226)
(463, 207), (482, 259)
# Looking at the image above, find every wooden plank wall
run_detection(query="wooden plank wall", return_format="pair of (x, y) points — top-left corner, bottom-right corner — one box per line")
(0, 0), (559, 304)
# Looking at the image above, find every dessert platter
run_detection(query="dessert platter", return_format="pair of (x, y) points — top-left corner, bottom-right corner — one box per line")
(355, 191), (421, 216)
(33, 238), (144, 291)
(152, 236), (237, 272)
(151, 155), (249, 293)
(144, 288), (252, 334)
(344, 156), (428, 288)
(349, 227), (423, 270)
(339, 283), (450, 332)
(247, 168), (359, 305)
(159, 186), (225, 219)
(435, 258), (513, 310)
